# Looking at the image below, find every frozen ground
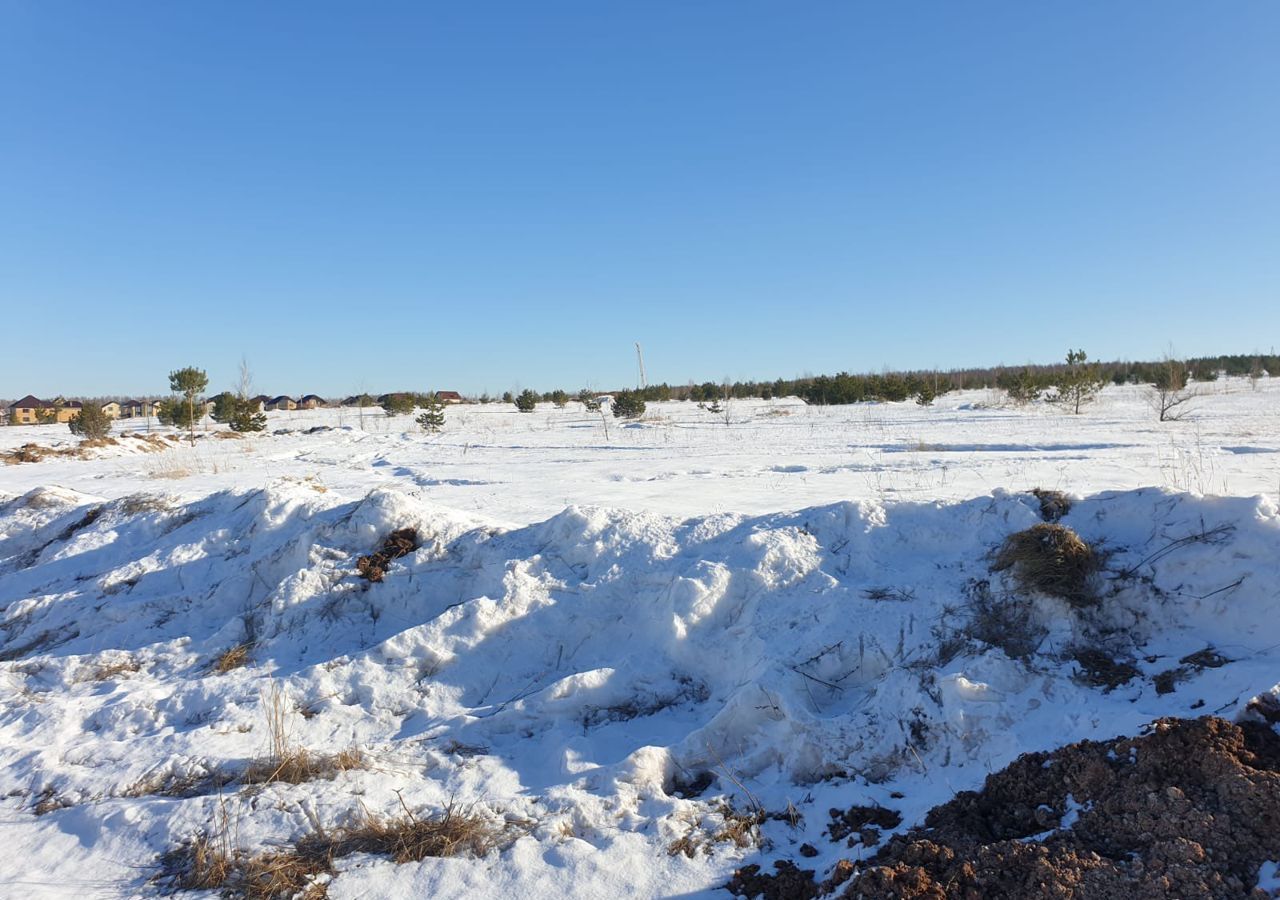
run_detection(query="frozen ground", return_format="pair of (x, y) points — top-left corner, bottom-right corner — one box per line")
(1, 379), (1278, 898)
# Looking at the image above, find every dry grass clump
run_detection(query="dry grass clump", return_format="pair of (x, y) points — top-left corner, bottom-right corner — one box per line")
(91, 655), (141, 681)
(1029, 487), (1072, 522)
(991, 523), (1100, 608)
(322, 799), (503, 862)
(212, 642), (254, 674)
(241, 748), (365, 787)
(240, 684), (364, 786)
(3, 443), (46, 464)
(668, 800), (767, 858)
(118, 493), (172, 516)
(159, 800), (507, 899)
(162, 830), (237, 892)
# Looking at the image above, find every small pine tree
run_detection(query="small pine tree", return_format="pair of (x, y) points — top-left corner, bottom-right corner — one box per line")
(611, 390), (646, 419)
(382, 393), (415, 416)
(502, 391), (514, 404)
(210, 392), (239, 424)
(915, 382), (937, 406)
(168, 367), (208, 444)
(549, 389), (569, 408)
(1053, 350), (1105, 414)
(416, 393), (446, 432)
(514, 389), (538, 413)
(577, 389), (602, 412)
(69, 404), (112, 440)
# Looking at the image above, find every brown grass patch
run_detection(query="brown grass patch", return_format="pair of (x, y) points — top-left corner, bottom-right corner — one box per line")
(356, 528), (419, 582)
(240, 684), (365, 786)
(321, 799), (504, 862)
(668, 800), (767, 858)
(991, 523), (1099, 608)
(90, 655), (141, 681)
(212, 642), (253, 674)
(2, 443), (47, 465)
(159, 799), (508, 898)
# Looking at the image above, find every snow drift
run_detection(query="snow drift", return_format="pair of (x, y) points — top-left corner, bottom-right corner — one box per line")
(1, 483), (1278, 897)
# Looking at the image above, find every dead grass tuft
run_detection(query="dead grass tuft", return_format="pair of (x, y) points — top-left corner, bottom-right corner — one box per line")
(240, 684), (365, 786)
(2, 443), (46, 465)
(159, 799), (508, 898)
(212, 642), (253, 674)
(1029, 487), (1072, 522)
(991, 523), (1100, 608)
(324, 799), (503, 862)
(161, 831), (237, 892)
(668, 800), (767, 858)
(91, 655), (141, 681)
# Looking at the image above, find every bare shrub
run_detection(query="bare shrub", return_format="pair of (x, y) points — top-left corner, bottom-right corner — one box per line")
(991, 524), (1100, 608)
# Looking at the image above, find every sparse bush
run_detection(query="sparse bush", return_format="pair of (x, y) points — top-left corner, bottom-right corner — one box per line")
(1148, 357), (1195, 421)
(611, 390), (646, 419)
(69, 404), (112, 440)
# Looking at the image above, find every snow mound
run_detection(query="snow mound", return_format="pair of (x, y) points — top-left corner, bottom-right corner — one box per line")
(1, 484), (1277, 897)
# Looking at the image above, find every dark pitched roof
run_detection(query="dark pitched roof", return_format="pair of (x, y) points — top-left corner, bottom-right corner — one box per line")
(9, 395), (45, 409)
(436, 391), (463, 400)
(299, 394), (324, 402)
(269, 396), (294, 404)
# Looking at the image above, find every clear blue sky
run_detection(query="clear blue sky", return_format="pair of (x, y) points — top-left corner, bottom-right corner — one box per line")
(2, 1), (1277, 398)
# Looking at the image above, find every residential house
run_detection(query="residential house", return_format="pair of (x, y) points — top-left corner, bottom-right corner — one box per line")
(148, 400), (165, 417)
(7, 396), (84, 424)
(101, 401), (122, 419)
(267, 396), (297, 411)
(248, 396), (269, 412)
(119, 400), (145, 418)
(435, 391), (464, 404)
(298, 395), (325, 410)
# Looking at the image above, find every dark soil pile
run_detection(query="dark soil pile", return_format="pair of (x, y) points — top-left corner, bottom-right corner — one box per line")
(356, 528), (419, 582)
(729, 717), (1280, 899)
(843, 716), (1280, 899)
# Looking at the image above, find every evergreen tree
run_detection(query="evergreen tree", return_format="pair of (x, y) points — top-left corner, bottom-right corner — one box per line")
(611, 390), (646, 419)
(514, 389), (538, 413)
(69, 404), (112, 440)
(577, 389), (602, 412)
(381, 393), (415, 416)
(1052, 350), (1105, 414)
(210, 391), (239, 424)
(549, 389), (569, 408)
(168, 367), (208, 444)
(416, 393), (446, 432)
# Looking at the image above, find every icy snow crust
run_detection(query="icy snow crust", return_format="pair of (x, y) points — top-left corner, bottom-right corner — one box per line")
(1, 385), (1279, 898)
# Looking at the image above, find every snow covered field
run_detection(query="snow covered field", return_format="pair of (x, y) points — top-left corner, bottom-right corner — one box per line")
(1, 379), (1279, 898)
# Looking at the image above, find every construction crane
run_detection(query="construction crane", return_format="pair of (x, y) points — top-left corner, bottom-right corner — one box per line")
(635, 342), (647, 390)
